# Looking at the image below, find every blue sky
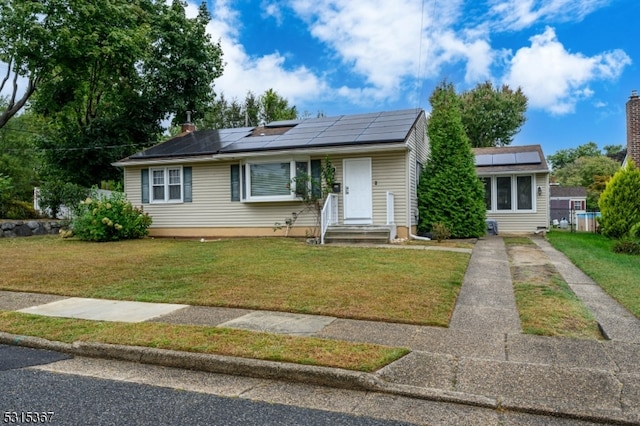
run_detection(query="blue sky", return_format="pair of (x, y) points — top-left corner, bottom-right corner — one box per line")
(198, 0), (638, 157)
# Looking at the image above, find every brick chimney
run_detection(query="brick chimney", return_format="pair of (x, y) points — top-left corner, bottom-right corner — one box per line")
(181, 110), (196, 134)
(627, 90), (640, 166)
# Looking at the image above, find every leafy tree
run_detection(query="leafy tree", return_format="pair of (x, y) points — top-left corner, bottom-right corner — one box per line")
(0, 0), (53, 129)
(458, 81), (527, 148)
(418, 81), (486, 238)
(603, 144), (624, 156)
(598, 161), (640, 239)
(200, 89), (297, 129)
(547, 141), (601, 170)
(259, 88), (297, 124)
(6, 0), (222, 187)
(554, 156), (620, 209)
(143, 0), (224, 127)
(37, 179), (87, 219)
(0, 105), (43, 200)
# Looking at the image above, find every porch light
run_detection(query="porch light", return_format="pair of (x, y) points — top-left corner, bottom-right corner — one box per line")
(537, 186), (543, 196)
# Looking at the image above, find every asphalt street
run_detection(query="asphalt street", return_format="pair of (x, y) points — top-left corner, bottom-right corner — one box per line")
(1, 344), (608, 425)
(1, 344), (412, 426)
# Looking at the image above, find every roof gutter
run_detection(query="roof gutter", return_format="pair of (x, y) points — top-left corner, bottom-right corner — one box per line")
(112, 142), (409, 167)
(475, 168), (550, 175)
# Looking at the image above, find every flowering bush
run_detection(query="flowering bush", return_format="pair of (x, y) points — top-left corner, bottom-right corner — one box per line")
(67, 190), (152, 241)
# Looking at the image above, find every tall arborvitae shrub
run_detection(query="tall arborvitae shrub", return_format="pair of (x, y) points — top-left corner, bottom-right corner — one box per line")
(417, 81), (486, 238)
(598, 160), (640, 239)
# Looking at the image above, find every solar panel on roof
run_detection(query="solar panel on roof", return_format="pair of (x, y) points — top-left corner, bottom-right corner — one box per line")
(307, 135), (356, 145)
(475, 154), (492, 166)
(336, 117), (378, 125)
(515, 151), (541, 164)
(265, 119), (301, 128)
(355, 131), (406, 142)
(492, 153), (517, 165)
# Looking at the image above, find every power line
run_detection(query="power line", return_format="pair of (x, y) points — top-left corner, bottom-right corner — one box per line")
(416, 0), (426, 108)
(416, 0), (437, 107)
(1, 143), (152, 154)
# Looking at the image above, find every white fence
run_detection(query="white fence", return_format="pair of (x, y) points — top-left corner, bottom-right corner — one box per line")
(33, 187), (114, 219)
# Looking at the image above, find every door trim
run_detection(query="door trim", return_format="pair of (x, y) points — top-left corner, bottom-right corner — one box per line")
(343, 158), (373, 225)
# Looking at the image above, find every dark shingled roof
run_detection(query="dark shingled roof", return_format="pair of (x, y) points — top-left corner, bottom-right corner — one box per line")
(122, 109), (423, 162)
(549, 186), (587, 198)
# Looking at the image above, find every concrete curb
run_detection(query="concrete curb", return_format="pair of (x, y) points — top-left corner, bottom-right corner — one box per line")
(2, 331), (637, 425)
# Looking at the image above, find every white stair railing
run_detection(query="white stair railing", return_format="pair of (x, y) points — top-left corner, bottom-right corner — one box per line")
(386, 191), (396, 240)
(321, 194), (338, 244)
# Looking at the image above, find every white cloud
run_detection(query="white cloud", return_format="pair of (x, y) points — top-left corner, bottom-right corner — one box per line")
(261, 1), (285, 25)
(503, 27), (631, 115)
(488, 0), (612, 30)
(195, 0), (493, 110)
(289, 0), (491, 100)
(201, 0), (328, 107)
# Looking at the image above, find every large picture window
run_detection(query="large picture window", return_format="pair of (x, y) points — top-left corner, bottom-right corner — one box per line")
(238, 158), (316, 202)
(250, 162), (291, 197)
(481, 174), (535, 212)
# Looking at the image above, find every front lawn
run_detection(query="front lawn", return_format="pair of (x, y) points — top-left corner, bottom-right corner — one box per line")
(0, 236), (470, 326)
(546, 231), (640, 318)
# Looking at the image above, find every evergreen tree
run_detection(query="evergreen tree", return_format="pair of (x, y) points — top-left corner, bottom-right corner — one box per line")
(598, 161), (640, 239)
(418, 81), (486, 238)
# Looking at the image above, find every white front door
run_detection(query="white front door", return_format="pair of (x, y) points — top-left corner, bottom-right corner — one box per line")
(343, 158), (372, 224)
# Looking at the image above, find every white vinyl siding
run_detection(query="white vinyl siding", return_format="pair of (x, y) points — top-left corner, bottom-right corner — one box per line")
(123, 151), (411, 231)
(483, 173), (549, 233)
(407, 113), (428, 226)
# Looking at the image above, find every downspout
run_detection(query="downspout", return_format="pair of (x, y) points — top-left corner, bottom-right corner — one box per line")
(409, 206), (430, 241)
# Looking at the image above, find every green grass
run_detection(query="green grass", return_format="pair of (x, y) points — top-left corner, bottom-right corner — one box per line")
(546, 231), (640, 318)
(0, 236), (470, 326)
(505, 237), (602, 339)
(0, 311), (408, 372)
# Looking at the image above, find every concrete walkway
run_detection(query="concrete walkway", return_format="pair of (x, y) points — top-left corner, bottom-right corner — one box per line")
(1, 236), (639, 424)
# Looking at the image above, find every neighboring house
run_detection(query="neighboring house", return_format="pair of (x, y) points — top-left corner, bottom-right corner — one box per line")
(623, 90), (640, 167)
(113, 109), (428, 241)
(473, 145), (550, 234)
(549, 186), (587, 225)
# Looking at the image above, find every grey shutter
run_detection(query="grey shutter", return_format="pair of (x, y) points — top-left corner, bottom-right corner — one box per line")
(311, 159), (322, 198)
(231, 164), (240, 201)
(141, 169), (149, 203)
(183, 167), (192, 202)
(241, 165), (246, 200)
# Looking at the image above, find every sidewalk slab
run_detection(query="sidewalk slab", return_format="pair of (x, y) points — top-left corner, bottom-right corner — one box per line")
(149, 305), (253, 326)
(449, 306), (521, 333)
(316, 318), (421, 347)
(17, 297), (188, 323)
(377, 351), (457, 389)
(619, 373), (640, 422)
(449, 237), (521, 334)
(411, 328), (507, 360)
(218, 311), (336, 336)
(456, 358), (624, 416)
(507, 334), (616, 370)
(602, 341), (640, 373)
